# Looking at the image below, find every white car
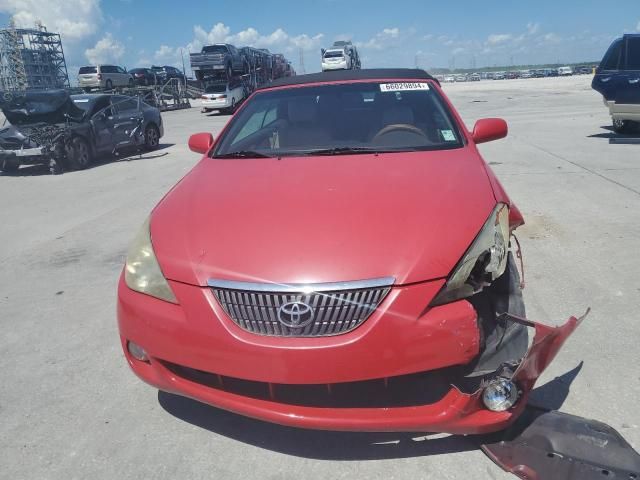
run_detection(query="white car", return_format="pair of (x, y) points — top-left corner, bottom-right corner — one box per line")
(558, 66), (573, 76)
(201, 83), (244, 114)
(321, 49), (351, 71)
(78, 65), (133, 91)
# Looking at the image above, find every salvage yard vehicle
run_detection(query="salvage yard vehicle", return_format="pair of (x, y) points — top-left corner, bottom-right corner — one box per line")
(200, 81), (244, 114)
(321, 48), (352, 71)
(118, 68), (582, 434)
(191, 44), (246, 80)
(0, 90), (163, 174)
(592, 34), (640, 133)
(150, 65), (186, 84)
(321, 40), (361, 72)
(77, 65), (134, 92)
(129, 67), (157, 86)
(558, 66), (573, 76)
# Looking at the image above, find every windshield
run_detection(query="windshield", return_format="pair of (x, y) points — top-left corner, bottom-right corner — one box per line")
(79, 66), (97, 74)
(71, 97), (93, 112)
(202, 45), (228, 54)
(213, 81), (463, 158)
(324, 51), (344, 59)
(205, 84), (227, 93)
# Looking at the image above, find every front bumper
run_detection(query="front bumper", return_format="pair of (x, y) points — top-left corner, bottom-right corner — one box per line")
(117, 274), (583, 434)
(0, 146), (46, 165)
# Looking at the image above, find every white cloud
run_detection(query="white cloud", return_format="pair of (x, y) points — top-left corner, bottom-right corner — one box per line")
(527, 22), (540, 35)
(183, 23), (324, 58)
(0, 0), (103, 40)
(85, 33), (125, 65)
(291, 33), (324, 51)
(357, 27), (402, 50)
(487, 34), (512, 46)
(154, 45), (177, 61)
(382, 28), (399, 38)
(540, 32), (562, 44)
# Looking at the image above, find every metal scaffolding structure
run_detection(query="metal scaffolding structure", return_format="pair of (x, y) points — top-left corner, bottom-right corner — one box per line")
(0, 21), (70, 91)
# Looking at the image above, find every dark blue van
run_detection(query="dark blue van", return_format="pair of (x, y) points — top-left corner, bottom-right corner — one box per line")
(592, 34), (640, 133)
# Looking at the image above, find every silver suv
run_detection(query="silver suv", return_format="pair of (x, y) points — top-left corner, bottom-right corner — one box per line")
(78, 65), (134, 91)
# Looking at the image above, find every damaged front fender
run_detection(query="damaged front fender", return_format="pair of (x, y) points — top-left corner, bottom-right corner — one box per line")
(506, 308), (589, 393)
(447, 309), (588, 435)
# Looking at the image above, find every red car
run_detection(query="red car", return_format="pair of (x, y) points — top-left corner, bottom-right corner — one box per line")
(118, 69), (582, 434)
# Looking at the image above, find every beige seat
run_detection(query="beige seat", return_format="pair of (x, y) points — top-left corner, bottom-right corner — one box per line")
(279, 97), (330, 148)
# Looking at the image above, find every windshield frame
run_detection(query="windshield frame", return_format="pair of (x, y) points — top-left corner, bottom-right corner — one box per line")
(202, 45), (229, 54)
(211, 79), (466, 159)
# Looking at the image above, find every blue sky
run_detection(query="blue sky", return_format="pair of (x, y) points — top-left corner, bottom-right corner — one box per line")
(1, 0), (639, 77)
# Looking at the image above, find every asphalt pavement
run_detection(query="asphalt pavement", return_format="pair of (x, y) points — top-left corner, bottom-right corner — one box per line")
(1, 75), (638, 479)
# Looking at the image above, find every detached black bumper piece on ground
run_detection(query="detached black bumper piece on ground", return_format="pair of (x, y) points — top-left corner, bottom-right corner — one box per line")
(482, 407), (640, 479)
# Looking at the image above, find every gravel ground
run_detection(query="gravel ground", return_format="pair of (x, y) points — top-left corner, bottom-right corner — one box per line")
(1, 74), (639, 480)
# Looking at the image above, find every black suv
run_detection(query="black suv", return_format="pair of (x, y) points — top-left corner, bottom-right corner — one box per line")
(592, 34), (640, 133)
(150, 66), (185, 84)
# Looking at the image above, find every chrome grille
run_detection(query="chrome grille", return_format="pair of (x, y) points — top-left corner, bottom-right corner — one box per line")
(209, 277), (393, 337)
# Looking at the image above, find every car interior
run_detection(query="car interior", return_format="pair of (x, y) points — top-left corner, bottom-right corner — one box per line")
(218, 87), (461, 155)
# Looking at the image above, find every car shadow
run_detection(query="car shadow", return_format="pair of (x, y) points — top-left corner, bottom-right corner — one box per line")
(0, 143), (175, 177)
(157, 390), (477, 460)
(157, 363), (584, 461)
(204, 110), (233, 117)
(588, 125), (640, 141)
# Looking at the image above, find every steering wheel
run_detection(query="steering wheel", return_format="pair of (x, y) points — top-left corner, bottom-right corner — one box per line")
(372, 124), (428, 142)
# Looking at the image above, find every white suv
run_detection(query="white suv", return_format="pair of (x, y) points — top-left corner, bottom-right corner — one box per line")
(78, 65), (134, 91)
(201, 82), (245, 114)
(321, 49), (351, 71)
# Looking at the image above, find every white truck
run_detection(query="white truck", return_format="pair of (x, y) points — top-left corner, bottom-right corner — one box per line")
(321, 41), (361, 72)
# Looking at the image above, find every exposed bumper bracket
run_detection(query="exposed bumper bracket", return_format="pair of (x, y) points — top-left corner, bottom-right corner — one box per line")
(482, 407), (640, 479)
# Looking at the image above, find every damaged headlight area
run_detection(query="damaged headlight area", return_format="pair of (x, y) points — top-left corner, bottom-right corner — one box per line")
(125, 217), (178, 304)
(431, 203), (510, 306)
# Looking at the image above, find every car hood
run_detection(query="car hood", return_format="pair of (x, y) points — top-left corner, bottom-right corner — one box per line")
(151, 149), (497, 287)
(0, 89), (85, 126)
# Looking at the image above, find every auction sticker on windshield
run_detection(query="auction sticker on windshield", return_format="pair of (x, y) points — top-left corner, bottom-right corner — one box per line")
(379, 82), (430, 92)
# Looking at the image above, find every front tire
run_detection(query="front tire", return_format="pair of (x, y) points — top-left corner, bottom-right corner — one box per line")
(65, 136), (91, 170)
(1, 158), (20, 173)
(612, 119), (637, 134)
(144, 124), (160, 150)
(105, 79), (113, 90)
(128, 78), (134, 88)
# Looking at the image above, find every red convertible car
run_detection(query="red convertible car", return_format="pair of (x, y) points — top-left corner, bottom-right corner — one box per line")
(118, 69), (582, 434)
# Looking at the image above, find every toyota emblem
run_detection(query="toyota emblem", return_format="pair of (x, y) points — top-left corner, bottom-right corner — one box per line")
(277, 301), (315, 328)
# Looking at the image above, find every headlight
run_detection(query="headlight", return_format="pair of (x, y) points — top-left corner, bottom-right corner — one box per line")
(431, 203), (510, 306)
(124, 217), (178, 304)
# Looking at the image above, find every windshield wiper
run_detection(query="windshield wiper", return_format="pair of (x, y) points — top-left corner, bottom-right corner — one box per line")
(306, 147), (378, 156)
(214, 150), (273, 158)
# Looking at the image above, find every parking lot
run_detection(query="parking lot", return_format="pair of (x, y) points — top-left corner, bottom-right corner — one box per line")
(1, 74), (639, 479)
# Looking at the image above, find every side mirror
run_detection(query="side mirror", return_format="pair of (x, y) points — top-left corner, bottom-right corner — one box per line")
(188, 132), (214, 154)
(471, 118), (508, 144)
